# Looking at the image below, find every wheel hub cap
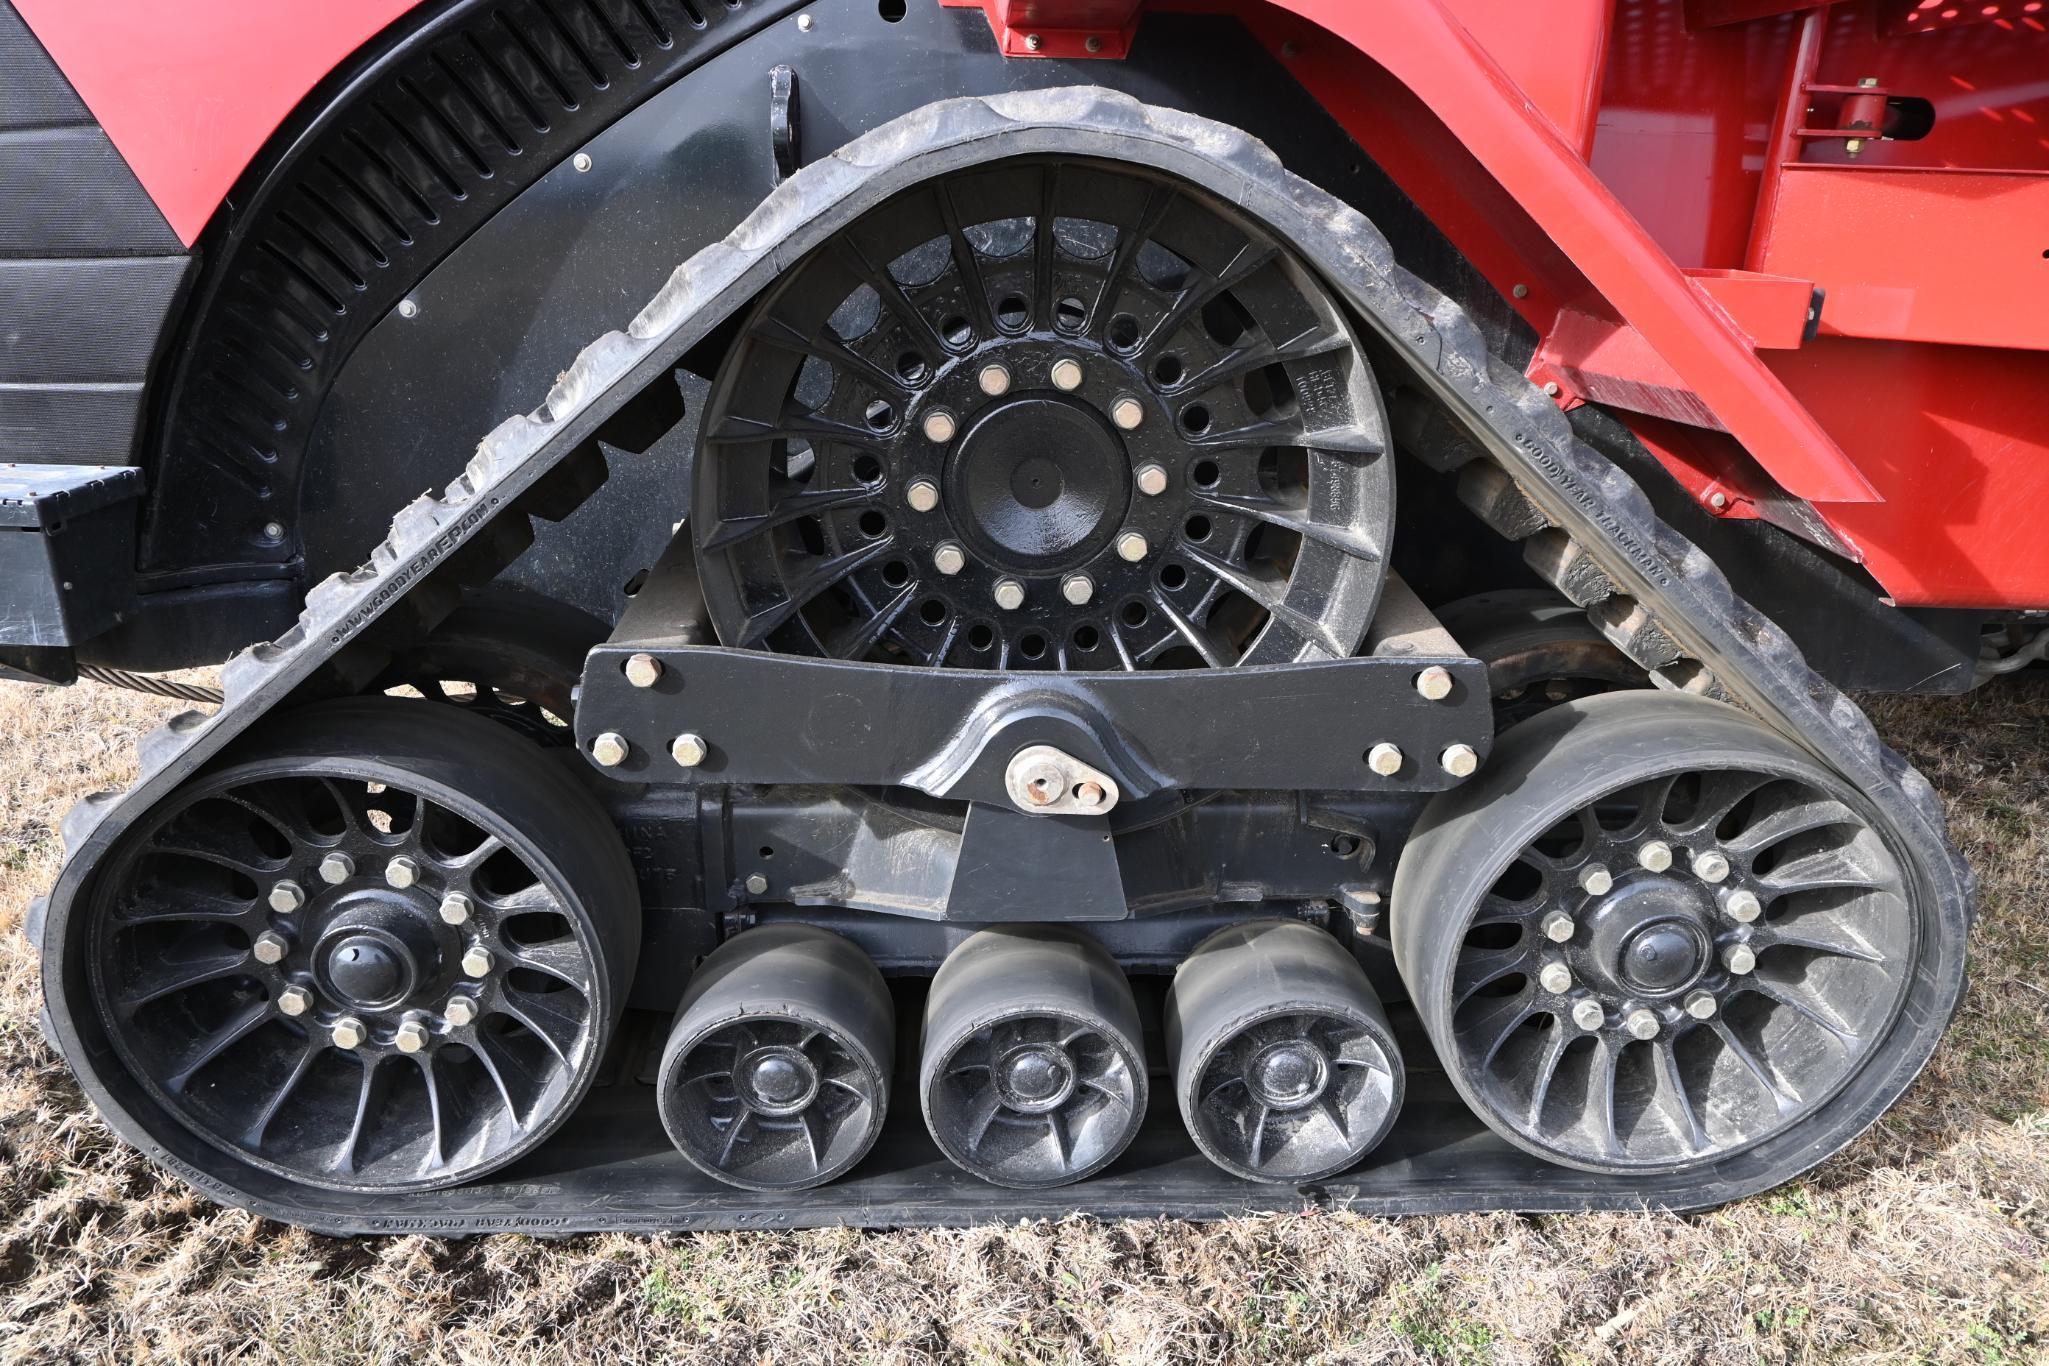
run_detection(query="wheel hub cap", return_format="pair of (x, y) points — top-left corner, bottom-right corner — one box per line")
(1618, 919), (1709, 994)
(1245, 1040), (1330, 1110)
(1583, 877), (1714, 999)
(736, 1045), (821, 1117)
(949, 393), (1129, 571)
(995, 1042), (1077, 1113)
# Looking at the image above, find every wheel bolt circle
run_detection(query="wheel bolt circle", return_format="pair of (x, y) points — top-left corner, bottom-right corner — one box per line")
(268, 880), (305, 914)
(1414, 666), (1454, 701)
(1724, 888), (1762, 923)
(318, 852), (355, 885)
(1723, 943), (1757, 975)
(591, 732), (630, 767)
(394, 1017), (430, 1054)
(1684, 989), (1718, 1020)
(1624, 1007), (1660, 1041)
(921, 409), (958, 444)
(1578, 864), (1614, 896)
(385, 856), (420, 889)
(1115, 531), (1149, 562)
(906, 478), (941, 513)
(1541, 909), (1576, 943)
(1571, 999), (1605, 1031)
(438, 892), (472, 926)
(330, 1016), (367, 1050)
(1049, 357), (1084, 391)
(978, 363), (1011, 396)
(1539, 961), (1573, 994)
(1637, 840), (1674, 873)
(933, 542), (967, 575)
(993, 578), (1026, 611)
(444, 995), (478, 1027)
(1110, 396), (1144, 430)
(1692, 849), (1731, 883)
(277, 985), (313, 1018)
(461, 946), (494, 979)
(1134, 463), (1168, 496)
(252, 930), (290, 965)
(1061, 573), (1095, 606)
(1366, 742), (1404, 776)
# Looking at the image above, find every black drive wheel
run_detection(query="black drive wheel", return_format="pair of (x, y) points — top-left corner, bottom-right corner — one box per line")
(1165, 920), (1404, 1183)
(81, 698), (637, 1192)
(920, 926), (1147, 1188)
(655, 925), (894, 1191)
(1392, 692), (1938, 1174)
(371, 588), (607, 744)
(1435, 590), (1645, 732)
(694, 157), (1393, 670)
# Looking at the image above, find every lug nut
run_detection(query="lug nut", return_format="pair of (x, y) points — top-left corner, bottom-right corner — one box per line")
(624, 652), (663, 688)
(921, 409), (958, 443)
(993, 578), (1026, 611)
(1115, 531), (1149, 562)
(385, 856), (420, 889)
(744, 873), (770, 896)
(1637, 840), (1674, 873)
(933, 541), (967, 575)
(1539, 961), (1573, 994)
(394, 1017), (430, 1054)
(1061, 573), (1095, 606)
(1049, 357), (1084, 391)
(268, 880), (305, 914)
(1691, 849), (1731, 883)
(1365, 742), (1404, 776)
(1578, 864), (1614, 896)
(252, 930), (290, 965)
(438, 892), (472, 926)
(461, 946), (494, 979)
(1414, 666), (1454, 701)
(330, 1016), (367, 1050)
(591, 732), (631, 767)
(1135, 463), (1168, 496)
(1439, 743), (1479, 778)
(1624, 1007), (1660, 1041)
(444, 995), (478, 1027)
(318, 852), (355, 885)
(1723, 888), (1763, 923)
(906, 478), (941, 513)
(670, 733), (708, 768)
(1684, 989), (1718, 1021)
(1723, 943), (1757, 975)
(1109, 396), (1144, 430)
(277, 985), (313, 1018)
(1571, 999), (1606, 1032)
(978, 363), (1011, 396)
(1540, 909), (1577, 943)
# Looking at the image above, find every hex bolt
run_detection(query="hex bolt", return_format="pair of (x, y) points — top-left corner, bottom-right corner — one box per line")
(1684, 989), (1719, 1021)
(1578, 864), (1614, 896)
(385, 856), (420, 890)
(933, 542), (967, 576)
(921, 410), (958, 444)
(1571, 999), (1605, 1032)
(318, 852), (355, 885)
(978, 363), (1012, 397)
(1624, 1008), (1660, 1041)
(744, 872), (770, 896)
(461, 946), (495, 979)
(906, 478), (941, 513)
(590, 732), (631, 767)
(444, 995), (478, 1027)
(670, 733), (708, 768)
(1690, 849), (1731, 884)
(1061, 573), (1095, 606)
(1365, 742), (1404, 777)
(330, 1016), (367, 1050)
(1414, 666), (1454, 701)
(277, 985), (314, 1018)
(252, 930), (291, 966)
(1722, 943), (1757, 975)
(623, 653), (663, 688)
(1110, 396), (1145, 430)
(438, 892), (472, 927)
(268, 880), (306, 914)
(1115, 531), (1149, 562)
(1134, 463), (1168, 496)
(1440, 744), (1479, 778)
(1540, 908), (1576, 943)
(394, 1017), (431, 1054)
(1539, 961), (1573, 995)
(1637, 840), (1674, 873)
(1074, 781), (1107, 809)
(1049, 357), (1084, 391)
(1723, 888), (1763, 923)
(993, 578), (1026, 611)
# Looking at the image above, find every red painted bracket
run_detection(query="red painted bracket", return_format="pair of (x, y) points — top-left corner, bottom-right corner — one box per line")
(939, 0), (1142, 57)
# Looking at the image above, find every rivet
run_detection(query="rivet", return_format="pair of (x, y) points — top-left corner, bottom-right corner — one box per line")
(1085, 35), (1103, 52)
(397, 299), (419, 320)
(1024, 32), (1042, 50)
(572, 152), (593, 173)
(796, 12), (814, 30)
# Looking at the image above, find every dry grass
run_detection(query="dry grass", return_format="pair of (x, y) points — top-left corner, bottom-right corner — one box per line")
(1, 676), (2045, 1364)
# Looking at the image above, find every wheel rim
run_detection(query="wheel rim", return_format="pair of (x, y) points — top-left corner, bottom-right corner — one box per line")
(926, 1011), (1143, 1187)
(87, 761), (612, 1191)
(1188, 1008), (1401, 1182)
(694, 157), (1392, 669)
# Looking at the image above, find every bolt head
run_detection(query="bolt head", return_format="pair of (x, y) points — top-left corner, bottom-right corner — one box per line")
(1061, 573), (1095, 606)
(461, 947), (494, 979)
(1723, 943), (1757, 975)
(1692, 850), (1731, 883)
(384, 856), (419, 890)
(394, 1018), (430, 1054)
(796, 11), (814, 29)
(906, 478), (941, 513)
(252, 931), (290, 966)
(1541, 909), (1577, 943)
(623, 652), (663, 688)
(1578, 864), (1614, 896)
(1110, 396), (1145, 430)
(1539, 961), (1573, 995)
(318, 852), (355, 885)
(978, 363), (1011, 397)
(1637, 840), (1674, 873)
(1366, 742), (1404, 777)
(1085, 34), (1103, 53)
(1115, 531), (1149, 562)
(1684, 989), (1718, 1021)
(1624, 1008), (1660, 1041)
(438, 892), (472, 926)
(268, 880), (305, 914)
(444, 995), (478, 1027)
(330, 1016), (367, 1050)
(397, 299), (420, 320)
(277, 986), (313, 1018)
(1543, 680), (1573, 703)
(993, 578), (1026, 611)
(1572, 1000), (1606, 1032)
(1134, 463), (1168, 496)
(670, 733), (708, 768)
(571, 151), (593, 173)
(1414, 666), (1454, 701)
(591, 732), (630, 767)
(1724, 888), (1763, 923)
(1439, 743), (1479, 778)
(1024, 31), (1042, 50)
(1074, 781), (1106, 808)
(933, 542), (967, 576)
(744, 873), (770, 896)
(1049, 358), (1084, 391)
(921, 410), (958, 444)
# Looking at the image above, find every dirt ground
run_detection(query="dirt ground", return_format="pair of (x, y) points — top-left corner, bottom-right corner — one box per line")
(1, 674), (2044, 1364)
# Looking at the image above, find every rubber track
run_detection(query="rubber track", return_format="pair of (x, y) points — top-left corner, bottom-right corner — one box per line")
(30, 88), (1971, 1231)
